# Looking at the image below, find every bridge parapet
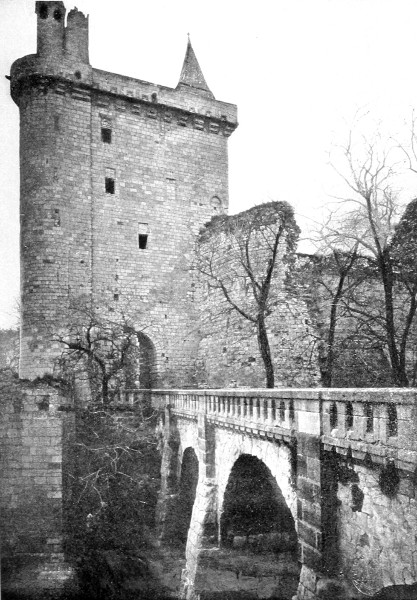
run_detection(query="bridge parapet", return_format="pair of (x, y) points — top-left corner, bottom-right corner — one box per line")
(149, 389), (324, 441)
(148, 388), (417, 472)
(321, 388), (417, 472)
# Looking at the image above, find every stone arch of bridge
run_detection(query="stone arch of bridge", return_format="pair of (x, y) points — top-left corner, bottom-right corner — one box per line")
(215, 431), (297, 527)
(220, 453), (297, 550)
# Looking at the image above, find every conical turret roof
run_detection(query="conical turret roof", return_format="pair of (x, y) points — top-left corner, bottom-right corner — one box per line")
(177, 37), (213, 96)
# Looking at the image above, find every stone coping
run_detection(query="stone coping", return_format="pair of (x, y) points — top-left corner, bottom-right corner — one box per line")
(145, 388), (417, 403)
(10, 54), (238, 124)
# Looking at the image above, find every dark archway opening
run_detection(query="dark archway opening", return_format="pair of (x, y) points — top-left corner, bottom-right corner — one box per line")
(213, 454), (299, 600)
(221, 454), (296, 551)
(174, 447), (199, 545)
(137, 332), (157, 389)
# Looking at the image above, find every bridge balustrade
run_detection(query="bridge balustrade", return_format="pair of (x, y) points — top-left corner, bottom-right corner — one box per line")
(320, 389), (417, 470)
(146, 389), (316, 445)
(139, 388), (417, 472)
(119, 388), (417, 470)
(114, 389), (146, 406)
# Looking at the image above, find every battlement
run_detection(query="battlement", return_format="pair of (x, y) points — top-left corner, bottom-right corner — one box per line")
(11, 3), (237, 129)
(10, 56), (237, 137)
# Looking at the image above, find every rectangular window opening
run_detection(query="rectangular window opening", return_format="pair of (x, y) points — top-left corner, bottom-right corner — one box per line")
(138, 234), (148, 250)
(105, 177), (115, 194)
(101, 127), (112, 143)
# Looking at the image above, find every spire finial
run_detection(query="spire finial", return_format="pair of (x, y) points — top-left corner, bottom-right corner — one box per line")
(177, 36), (213, 97)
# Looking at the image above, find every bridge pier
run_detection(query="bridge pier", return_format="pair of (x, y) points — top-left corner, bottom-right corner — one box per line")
(295, 399), (346, 599)
(181, 412), (218, 599)
(180, 477), (218, 599)
(155, 405), (181, 544)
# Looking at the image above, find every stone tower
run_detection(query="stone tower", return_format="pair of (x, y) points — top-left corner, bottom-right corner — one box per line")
(10, 2), (237, 383)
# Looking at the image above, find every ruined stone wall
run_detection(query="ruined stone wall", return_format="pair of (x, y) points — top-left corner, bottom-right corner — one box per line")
(195, 206), (321, 388)
(196, 293), (320, 388)
(295, 254), (397, 388)
(0, 376), (73, 559)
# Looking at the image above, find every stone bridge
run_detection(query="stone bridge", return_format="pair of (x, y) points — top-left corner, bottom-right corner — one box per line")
(153, 388), (417, 599)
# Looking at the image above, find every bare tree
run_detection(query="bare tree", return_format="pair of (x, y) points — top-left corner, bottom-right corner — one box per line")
(321, 130), (417, 386)
(307, 243), (362, 386)
(195, 201), (300, 388)
(54, 297), (148, 403)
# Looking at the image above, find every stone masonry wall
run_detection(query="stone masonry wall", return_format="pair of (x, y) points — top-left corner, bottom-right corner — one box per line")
(11, 2), (237, 386)
(0, 376), (73, 559)
(296, 254), (403, 388)
(195, 205), (321, 388)
(18, 70), (93, 380)
(337, 461), (417, 595)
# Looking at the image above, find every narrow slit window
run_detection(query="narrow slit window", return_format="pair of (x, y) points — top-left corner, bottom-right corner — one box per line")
(138, 234), (148, 249)
(101, 127), (112, 143)
(105, 177), (115, 194)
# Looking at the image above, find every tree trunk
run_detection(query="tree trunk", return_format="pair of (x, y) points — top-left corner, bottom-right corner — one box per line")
(324, 271), (347, 387)
(379, 252), (408, 386)
(257, 314), (274, 388)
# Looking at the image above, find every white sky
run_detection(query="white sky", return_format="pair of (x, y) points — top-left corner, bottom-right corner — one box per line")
(2, 0), (417, 328)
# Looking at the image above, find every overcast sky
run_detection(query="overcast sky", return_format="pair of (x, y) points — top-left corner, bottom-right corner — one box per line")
(2, 0), (417, 328)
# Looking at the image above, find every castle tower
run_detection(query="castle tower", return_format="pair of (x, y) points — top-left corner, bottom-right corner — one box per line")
(10, 3), (237, 383)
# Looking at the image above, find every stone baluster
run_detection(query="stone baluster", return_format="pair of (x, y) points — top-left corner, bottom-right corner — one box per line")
(267, 398), (273, 424)
(254, 397), (258, 422)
